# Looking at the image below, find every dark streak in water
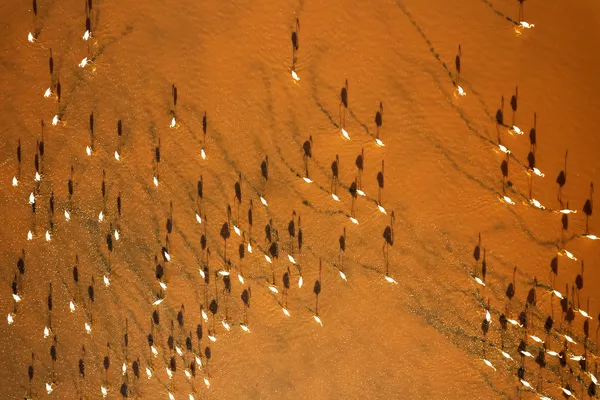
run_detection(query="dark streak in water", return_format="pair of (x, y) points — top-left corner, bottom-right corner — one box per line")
(479, 0), (520, 25)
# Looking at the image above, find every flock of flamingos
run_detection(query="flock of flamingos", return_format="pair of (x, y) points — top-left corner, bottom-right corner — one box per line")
(5, 0), (598, 398)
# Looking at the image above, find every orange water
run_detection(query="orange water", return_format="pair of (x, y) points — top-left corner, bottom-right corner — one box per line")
(0, 0), (598, 398)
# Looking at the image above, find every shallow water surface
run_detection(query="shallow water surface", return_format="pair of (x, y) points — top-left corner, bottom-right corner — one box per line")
(0, 0), (599, 399)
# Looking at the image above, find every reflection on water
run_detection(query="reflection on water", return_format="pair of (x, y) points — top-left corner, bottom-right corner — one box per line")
(1, 0), (599, 398)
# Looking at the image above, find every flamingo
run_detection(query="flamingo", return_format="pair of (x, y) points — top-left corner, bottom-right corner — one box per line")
(291, 18), (300, 71)
(260, 156), (268, 199)
(220, 208), (231, 263)
(331, 155), (340, 199)
(355, 148), (364, 192)
(583, 182), (593, 234)
(238, 238), (246, 284)
(338, 227), (346, 271)
(201, 111), (207, 159)
(339, 80), (349, 131)
(302, 136), (313, 181)
(383, 212), (395, 277)
(575, 261), (584, 307)
(240, 287), (251, 330)
(473, 233), (481, 263)
(377, 160), (384, 206)
(472, 234), (485, 287)
(13, 138), (21, 187)
(375, 102), (384, 141)
(500, 152), (509, 196)
(247, 201), (253, 253)
(529, 112), (537, 152)
(510, 86), (518, 127)
(506, 266), (517, 312)
(154, 138), (161, 185)
(349, 178), (358, 218)
(103, 343), (111, 383)
(268, 240), (279, 292)
(561, 200), (570, 246)
(234, 172), (242, 222)
(27, 353), (35, 397)
(559, 284), (570, 325)
(496, 96), (504, 128)
(556, 150), (568, 206)
(481, 300), (491, 353)
(282, 267), (291, 315)
(283, 211), (295, 257)
(313, 259), (323, 325)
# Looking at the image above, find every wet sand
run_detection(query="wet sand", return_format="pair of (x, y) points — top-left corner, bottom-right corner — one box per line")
(1, 0), (599, 398)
